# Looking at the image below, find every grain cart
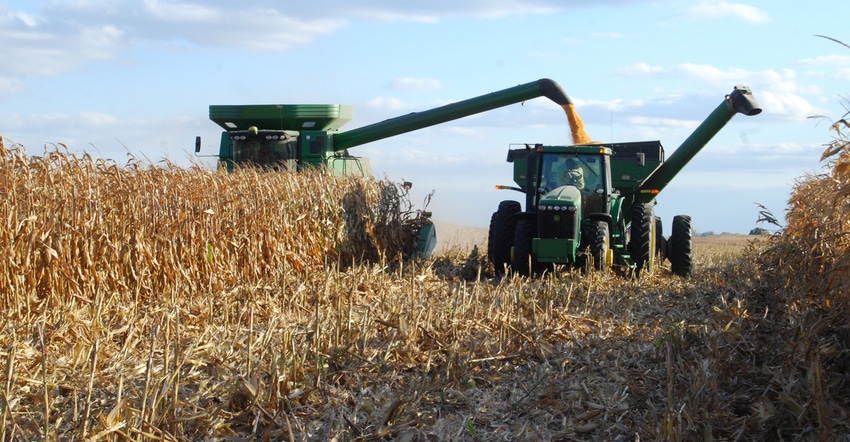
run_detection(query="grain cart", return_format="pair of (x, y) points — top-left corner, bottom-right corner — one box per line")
(488, 86), (761, 276)
(195, 79), (578, 259)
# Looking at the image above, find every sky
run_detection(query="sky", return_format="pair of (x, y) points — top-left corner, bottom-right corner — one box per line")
(1, 0), (848, 235)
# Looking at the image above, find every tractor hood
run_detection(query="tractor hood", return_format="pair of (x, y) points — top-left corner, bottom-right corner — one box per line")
(539, 185), (582, 208)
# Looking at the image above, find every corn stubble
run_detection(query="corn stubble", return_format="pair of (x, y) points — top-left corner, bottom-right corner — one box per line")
(1, 137), (848, 441)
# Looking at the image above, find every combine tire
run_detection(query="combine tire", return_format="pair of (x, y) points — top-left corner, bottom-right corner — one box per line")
(589, 220), (610, 272)
(512, 218), (536, 276)
(628, 203), (655, 276)
(669, 215), (693, 277)
(487, 200), (521, 275)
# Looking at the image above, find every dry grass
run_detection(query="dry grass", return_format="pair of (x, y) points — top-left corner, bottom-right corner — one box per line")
(1, 137), (848, 441)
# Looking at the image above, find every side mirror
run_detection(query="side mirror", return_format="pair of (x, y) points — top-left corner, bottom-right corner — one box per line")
(195, 136), (201, 153)
(635, 152), (645, 167)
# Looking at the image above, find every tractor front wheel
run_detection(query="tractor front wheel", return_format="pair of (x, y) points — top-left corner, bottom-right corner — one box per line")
(589, 220), (610, 272)
(512, 218), (536, 276)
(669, 215), (693, 277)
(487, 200), (521, 275)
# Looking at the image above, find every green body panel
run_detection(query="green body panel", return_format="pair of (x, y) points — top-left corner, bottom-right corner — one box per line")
(539, 185), (582, 206)
(218, 132), (235, 171)
(329, 156), (372, 176)
(209, 104), (353, 131)
(533, 238), (577, 264)
(607, 196), (630, 266)
(417, 222), (438, 259)
(608, 141), (664, 193)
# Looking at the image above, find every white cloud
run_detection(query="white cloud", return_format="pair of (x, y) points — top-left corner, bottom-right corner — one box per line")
(794, 54), (850, 67)
(834, 68), (850, 81)
(0, 6), (127, 78)
(613, 63), (823, 114)
(78, 25), (124, 59)
(758, 90), (821, 119)
(198, 15), (346, 51)
(343, 1), (562, 21)
(348, 8), (440, 24)
(0, 77), (27, 96)
(389, 78), (442, 92)
(684, 1), (769, 24)
(620, 63), (780, 90)
(626, 116), (701, 130)
(79, 112), (119, 127)
(12, 11), (40, 27)
(590, 32), (625, 39)
(614, 62), (664, 76)
(365, 96), (411, 113)
(142, 0), (220, 22)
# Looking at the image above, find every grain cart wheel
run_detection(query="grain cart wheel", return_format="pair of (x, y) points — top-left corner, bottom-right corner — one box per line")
(655, 218), (667, 262)
(589, 220), (610, 272)
(487, 200), (521, 275)
(628, 203), (655, 277)
(669, 215), (694, 277)
(512, 218), (536, 276)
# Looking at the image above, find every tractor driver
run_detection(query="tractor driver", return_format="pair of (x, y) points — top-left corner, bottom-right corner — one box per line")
(559, 158), (585, 190)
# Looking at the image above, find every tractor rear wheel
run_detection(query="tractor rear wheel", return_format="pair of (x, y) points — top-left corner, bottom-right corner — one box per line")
(589, 220), (610, 272)
(669, 215), (693, 277)
(655, 217), (667, 262)
(628, 203), (655, 276)
(512, 218), (536, 276)
(487, 200), (521, 275)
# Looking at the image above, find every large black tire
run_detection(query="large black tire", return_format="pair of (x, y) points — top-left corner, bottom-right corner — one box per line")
(655, 217), (667, 262)
(487, 200), (521, 275)
(511, 218), (536, 276)
(588, 220), (610, 272)
(669, 215), (693, 277)
(628, 203), (655, 276)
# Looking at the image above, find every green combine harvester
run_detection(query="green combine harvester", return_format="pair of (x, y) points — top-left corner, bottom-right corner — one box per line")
(195, 79), (576, 260)
(195, 79), (760, 273)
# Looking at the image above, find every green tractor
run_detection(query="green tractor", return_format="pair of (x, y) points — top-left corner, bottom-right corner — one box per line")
(488, 86), (761, 277)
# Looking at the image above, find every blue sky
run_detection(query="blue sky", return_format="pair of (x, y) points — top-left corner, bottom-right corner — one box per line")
(1, 1), (848, 234)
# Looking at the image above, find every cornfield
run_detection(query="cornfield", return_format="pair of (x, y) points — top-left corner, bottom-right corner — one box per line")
(1, 128), (848, 440)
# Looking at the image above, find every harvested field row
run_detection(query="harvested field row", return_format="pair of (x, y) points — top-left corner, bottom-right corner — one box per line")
(1, 138), (849, 440)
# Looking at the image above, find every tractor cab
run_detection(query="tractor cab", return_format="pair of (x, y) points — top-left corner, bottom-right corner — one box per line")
(538, 148), (613, 216)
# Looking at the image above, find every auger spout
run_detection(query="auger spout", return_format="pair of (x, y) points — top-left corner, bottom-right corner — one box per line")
(636, 85), (761, 203)
(332, 79), (573, 152)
